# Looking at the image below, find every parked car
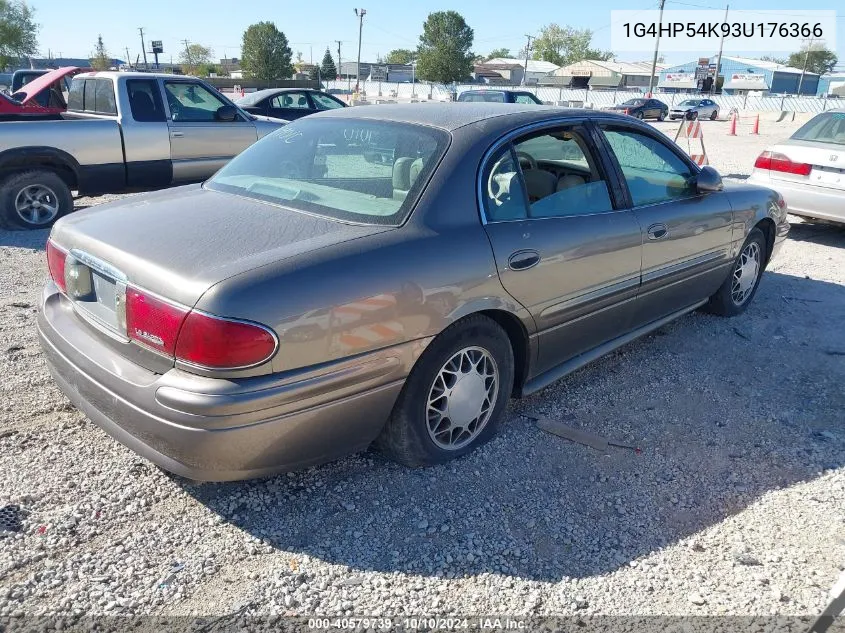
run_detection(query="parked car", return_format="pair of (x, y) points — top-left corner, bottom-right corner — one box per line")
(0, 71), (284, 230)
(669, 98), (720, 120)
(38, 104), (788, 481)
(457, 90), (543, 104)
(236, 88), (346, 120)
(604, 98), (668, 121)
(0, 67), (84, 122)
(747, 109), (845, 224)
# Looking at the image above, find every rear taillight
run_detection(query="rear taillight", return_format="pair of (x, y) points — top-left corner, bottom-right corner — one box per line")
(125, 287), (188, 356)
(175, 311), (277, 369)
(754, 151), (812, 176)
(46, 240), (67, 293)
(124, 286), (277, 369)
(624, 108), (629, 115)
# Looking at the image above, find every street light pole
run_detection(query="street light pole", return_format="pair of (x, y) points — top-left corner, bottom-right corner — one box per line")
(354, 8), (367, 94)
(521, 35), (534, 87)
(797, 36), (814, 95)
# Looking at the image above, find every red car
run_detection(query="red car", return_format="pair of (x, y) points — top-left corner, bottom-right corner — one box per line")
(0, 67), (83, 121)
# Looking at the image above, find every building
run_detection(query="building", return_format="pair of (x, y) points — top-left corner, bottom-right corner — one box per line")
(472, 63), (525, 85)
(484, 57), (559, 84)
(817, 72), (845, 97)
(28, 57), (126, 70)
(542, 60), (665, 90)
(658, 56), (820, 95)
(339, 61), (414, 82)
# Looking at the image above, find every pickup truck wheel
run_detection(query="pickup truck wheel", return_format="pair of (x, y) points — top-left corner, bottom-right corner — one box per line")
(1, 170), (73, 230)
(374, 315), (514, 467)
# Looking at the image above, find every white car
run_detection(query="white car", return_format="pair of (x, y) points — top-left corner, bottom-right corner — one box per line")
(747, 109), (845, 224)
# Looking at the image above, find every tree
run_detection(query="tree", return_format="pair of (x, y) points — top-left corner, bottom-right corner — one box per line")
(385, 48), (414, 65)
(787, 45), (838, 77)
(320, 47), (337, 79)
(531, 24), (612, 67)
(415, 10), (475, 84)
(759, 55), (787, 65)
(179, 43), (213, 75)
(486, 48), (511, 60)
(240, 21), (293, 81)
(308, 65), (320, 81)
(90, 34), (110, 71)
(0, 0), (38, 70)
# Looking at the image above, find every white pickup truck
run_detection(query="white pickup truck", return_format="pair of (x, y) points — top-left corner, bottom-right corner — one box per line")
(0, 71), (284, 229)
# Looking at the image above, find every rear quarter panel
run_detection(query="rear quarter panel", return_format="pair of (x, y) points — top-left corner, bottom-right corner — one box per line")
(724, 181), (789, 259)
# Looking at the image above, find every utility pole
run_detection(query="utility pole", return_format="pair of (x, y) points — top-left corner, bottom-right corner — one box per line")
(797, 36), (814, 95)
(521, 34), (534, 86)
(138, 27), (148, 70)
(182, 39), (191, 73)
(354, 8), (367, 93)
(125, 47), (131, 69)
(335, 40), (342, 80)
(712, 3), (729, 94)
(647, 0), (666, 96)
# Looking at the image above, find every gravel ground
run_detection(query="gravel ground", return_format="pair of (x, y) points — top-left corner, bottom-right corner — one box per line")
(1, 119), (844, 624)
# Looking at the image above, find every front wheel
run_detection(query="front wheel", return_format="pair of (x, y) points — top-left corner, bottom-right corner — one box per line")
(704, 228), (766, 317)
(658, 110), (666, 121)
(374, 315), (514, 467)
(635, 111), (644, 119)
(710, 109), (718, 120)
(0, 170), (73, 230)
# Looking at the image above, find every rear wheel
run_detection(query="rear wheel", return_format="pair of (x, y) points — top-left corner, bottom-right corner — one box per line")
(374, 315), (514, 467)
(658, 110), (666, 121)
(0, 170), (73, 230)
(704, 228), (766, 317)
(635, 111), (644, 119)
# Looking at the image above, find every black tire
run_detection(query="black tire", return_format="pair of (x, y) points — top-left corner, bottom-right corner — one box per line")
(635, 111), (644, 119)
(374, 314), (515, 467)
(709, 109), (718, 121)
(658, 110), (666, 121)
(0, 170), (73, 230)
(688, 111), (699, 120)
(704, 228), (767, 317)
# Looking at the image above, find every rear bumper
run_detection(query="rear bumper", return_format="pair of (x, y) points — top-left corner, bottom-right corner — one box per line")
(38, 284), (424, 481)
(748, 173), (845, 224)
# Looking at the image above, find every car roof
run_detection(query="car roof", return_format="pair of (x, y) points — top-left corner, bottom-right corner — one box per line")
(310, 103), (602, 131)
(243, 88), (322, 98)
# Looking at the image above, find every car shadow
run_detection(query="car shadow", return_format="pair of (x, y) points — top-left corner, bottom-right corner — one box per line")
(0, 227), (50, 250)
(786, 218), (845, 247)
(179, 270), (845, 582)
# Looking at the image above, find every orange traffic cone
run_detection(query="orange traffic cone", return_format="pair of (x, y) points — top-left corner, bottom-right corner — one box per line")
(728, 112), (737, 136)
(751, 114), (760, 135)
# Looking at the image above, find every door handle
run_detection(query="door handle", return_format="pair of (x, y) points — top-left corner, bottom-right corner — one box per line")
(170, 131), (184, 138)
(508, 250), (540, 271)
(647, 223), (669, 241)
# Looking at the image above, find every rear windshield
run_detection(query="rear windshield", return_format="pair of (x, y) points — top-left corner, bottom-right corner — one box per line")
(791, 112), (845, 145)
(207, 118), (448, 225)
(459, 92), (505, 103)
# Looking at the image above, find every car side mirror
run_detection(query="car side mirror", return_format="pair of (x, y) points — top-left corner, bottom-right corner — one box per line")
(215, 104), (238, 122)
(696, 165), (723, 193)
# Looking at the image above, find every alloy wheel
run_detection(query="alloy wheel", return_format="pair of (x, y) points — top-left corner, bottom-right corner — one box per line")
(426, 346), (499, 451)
(731, 242), (761, 306)
(14, 184), (60, 226)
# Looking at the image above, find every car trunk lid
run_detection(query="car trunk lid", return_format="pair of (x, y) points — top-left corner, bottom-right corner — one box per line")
(50, 185), (393, 368)
(761, 140), (845, 191)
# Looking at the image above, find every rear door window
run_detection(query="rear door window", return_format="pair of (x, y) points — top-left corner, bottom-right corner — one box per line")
(127, 79), (166, 122)
(71, 78), (117, 115)
(94, 79), (117, 115)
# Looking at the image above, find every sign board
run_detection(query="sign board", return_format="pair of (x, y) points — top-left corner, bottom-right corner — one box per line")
(571, 69), (592, 77)
(694, 66), (709, 80)
(698, 57), (710, 65)
(369, 65), (388, 81)
(730, 73), (766, 85)
(151, 40), (163, 54)
(663, 72), (695, 83)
